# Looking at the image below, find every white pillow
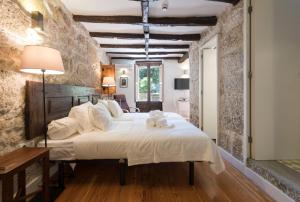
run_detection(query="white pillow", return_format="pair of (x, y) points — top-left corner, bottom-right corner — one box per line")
(88, 103), (112, 131)
(47, 117), (78, 140)
(68, 102), (94, 134)
(107, 100), (124, 118)
(98, 100), (109, 108)
(107, 100), (123, 118)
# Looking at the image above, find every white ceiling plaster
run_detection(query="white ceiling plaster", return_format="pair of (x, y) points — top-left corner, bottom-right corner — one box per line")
(61, 0), (141, 16)
(149, 26), (206, 35)
(61, 0), (230, 17)
(95, 38), (191, 45)
(81, 23), (144, 34)
(149, 0), (230, 17)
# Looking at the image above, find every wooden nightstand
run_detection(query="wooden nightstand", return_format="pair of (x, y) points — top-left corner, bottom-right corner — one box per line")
(0, 147), (49, 202)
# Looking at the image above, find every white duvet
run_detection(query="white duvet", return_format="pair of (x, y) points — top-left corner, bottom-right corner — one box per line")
(72, 113), (225, 174)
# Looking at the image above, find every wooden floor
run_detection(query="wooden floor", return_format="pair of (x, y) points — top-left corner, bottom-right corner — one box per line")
(56, 161), (273, 202)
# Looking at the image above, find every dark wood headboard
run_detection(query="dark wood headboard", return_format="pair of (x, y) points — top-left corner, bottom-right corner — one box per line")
(25, 81), (101, 140)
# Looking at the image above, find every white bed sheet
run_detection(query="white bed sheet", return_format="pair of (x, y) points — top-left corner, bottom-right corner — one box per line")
(37, 135), (78, 160)
(40, 113), (225, 174)
(113, 112), (185, 121)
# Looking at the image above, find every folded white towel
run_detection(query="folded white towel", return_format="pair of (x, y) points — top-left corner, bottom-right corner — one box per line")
(156, 118), (175, 129)
(146, 117), (157, 128)
(156, 118), (167, 127)
(146, 117), (174, 129)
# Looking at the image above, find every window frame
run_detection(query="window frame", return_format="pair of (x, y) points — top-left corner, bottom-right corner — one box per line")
(134, 61), (164, 102)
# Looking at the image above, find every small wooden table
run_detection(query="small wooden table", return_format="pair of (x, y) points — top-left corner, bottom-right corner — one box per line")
(0, 147), (49, 202)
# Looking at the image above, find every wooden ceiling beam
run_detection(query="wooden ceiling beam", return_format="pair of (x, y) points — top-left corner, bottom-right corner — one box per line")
(148, 16), (217, 26)
(90, 32), (200, 41)
(100, 44), (189, 49)
(178, 52), (189, 63)
(106, 51), (187, 55)
(73, 15), (217, 26)
(208, 0), (240, 5)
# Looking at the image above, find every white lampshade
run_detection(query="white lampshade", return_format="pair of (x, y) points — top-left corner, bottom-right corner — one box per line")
(20, 45), (64, 75)
(102, 77), (116, 87)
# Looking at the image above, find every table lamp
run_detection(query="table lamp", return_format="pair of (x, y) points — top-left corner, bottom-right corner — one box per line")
(20, 45), (64, 147)
(102, 76), (116, 99)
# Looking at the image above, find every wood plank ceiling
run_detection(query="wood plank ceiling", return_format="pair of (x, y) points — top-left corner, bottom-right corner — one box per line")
(61, 0), (238, 62)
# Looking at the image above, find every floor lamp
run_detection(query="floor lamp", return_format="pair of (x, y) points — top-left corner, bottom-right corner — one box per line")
(102, 76), (116, 99)
(20, 46), (65, 147)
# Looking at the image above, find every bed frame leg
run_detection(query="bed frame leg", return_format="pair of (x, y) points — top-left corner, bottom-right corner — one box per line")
(58, 161), (65, 191)
(119, 159), (126, 186)
(189, 162), (194, 186)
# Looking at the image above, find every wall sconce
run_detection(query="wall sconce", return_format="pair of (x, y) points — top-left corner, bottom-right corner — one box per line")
(120, 69), (127, 77)
(182, 69), (189, 78)
(31, 11), (43, 31)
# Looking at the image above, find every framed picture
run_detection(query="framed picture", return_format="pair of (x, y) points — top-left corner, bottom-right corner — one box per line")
(120, 77), (128, 88)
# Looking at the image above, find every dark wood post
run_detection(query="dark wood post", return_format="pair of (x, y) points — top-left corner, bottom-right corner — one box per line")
(43, 155), (50, 202)
(18, 170), (26, 202)
(189, 162), (194, 185)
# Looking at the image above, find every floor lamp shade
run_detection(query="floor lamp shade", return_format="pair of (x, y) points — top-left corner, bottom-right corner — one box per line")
(20, 45), (64, 74)
(20, 46), (64, 147)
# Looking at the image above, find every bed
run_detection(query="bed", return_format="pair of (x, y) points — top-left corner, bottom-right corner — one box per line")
(26, 81), (225, 187)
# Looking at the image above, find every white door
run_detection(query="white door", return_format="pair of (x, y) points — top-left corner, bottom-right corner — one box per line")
(202, 49), (218, 140)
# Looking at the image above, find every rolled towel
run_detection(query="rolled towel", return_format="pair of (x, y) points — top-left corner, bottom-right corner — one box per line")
(156, 118), (175, 129)
(146, 117), (157, 128)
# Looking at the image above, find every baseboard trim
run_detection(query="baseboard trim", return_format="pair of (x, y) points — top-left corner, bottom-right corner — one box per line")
(219, 147), (294, 202)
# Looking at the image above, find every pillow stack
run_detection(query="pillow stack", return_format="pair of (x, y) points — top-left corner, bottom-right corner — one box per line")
(88, 103), (112, 131)
(98, 99), (124, 118)
(47, 100), (125, 139)
(107, 100), (124, 118)
(68, 102), (95, 134)
(47, 117), (78, 140)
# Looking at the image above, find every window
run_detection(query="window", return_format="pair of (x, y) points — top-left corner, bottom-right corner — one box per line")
(135, 62), (163, 102)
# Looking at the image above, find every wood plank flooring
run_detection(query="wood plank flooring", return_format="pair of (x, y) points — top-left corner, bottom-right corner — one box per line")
(56, 161), (273, 202)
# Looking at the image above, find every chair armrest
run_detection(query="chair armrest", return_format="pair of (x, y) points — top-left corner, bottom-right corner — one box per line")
(129, 107), (140, 113)
(122, 109), (130, 113)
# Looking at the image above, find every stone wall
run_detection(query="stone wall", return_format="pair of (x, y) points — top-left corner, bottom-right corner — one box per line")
(189, 1), (245, 161)
(0, 0), (109, 190)
(189, 42), (200, 127)
(0, 0), (109, 156)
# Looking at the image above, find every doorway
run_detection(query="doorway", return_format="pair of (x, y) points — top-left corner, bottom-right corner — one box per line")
(200, 36), (218, 141)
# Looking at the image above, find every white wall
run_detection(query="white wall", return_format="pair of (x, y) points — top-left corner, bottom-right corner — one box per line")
(113, 59), (136, 108)
(252, 0), (300, 160)
(163, 59), (190, 112)
(112, 59), (190, 113)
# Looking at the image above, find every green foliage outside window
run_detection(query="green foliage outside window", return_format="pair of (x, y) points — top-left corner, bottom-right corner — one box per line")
(138, 67), (160, 93)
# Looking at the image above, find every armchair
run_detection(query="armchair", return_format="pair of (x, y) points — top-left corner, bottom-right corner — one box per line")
(113, 94), (140, 113)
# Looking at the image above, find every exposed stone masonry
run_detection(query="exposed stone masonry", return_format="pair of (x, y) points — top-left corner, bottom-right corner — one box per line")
(0, 0), (109, 155)
(0, 0), (109, 187)
(189, 1), (245, 161)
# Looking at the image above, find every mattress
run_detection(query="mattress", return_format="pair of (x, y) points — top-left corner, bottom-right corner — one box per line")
(37, 135), (78, 160)
(39, 113), (225, 174)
